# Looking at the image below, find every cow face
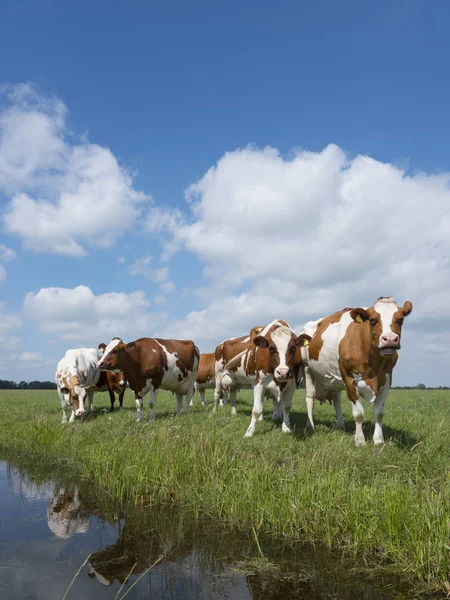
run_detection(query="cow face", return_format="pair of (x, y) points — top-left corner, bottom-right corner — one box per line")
(350, 297), (413, 356)
(97, 338), (125, 372)
(253, 325), (302, 381)
(60, 384), (86, 416)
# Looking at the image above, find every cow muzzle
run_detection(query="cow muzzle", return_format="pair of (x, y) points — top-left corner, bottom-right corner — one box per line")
(379, 334), (400, 356)
(75, 408), (85, 416)
(275, 367), (292, 380)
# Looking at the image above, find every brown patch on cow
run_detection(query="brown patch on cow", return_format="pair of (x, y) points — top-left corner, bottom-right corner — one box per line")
(308, 309), (353, 362)
(197, 353), (215, 385)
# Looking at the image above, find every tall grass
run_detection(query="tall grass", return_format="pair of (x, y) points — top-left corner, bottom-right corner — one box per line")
(0, 388), (448, 594)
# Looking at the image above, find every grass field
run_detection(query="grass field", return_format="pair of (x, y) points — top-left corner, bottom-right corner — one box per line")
(0, 388), (449, 595)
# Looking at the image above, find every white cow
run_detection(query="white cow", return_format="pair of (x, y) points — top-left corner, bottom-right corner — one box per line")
(55, 348), (100, 423)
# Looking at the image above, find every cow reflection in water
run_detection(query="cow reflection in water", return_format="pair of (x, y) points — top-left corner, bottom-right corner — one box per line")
(47, 487), (91, 539)
(87, 526), (190, 587)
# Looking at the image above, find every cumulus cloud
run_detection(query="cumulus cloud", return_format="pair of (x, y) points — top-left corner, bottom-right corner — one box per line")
(128, 255), (170, 283)
(0, 244), (16, 262)
(0, 301), (22, 333)
(24, 285), (160, 343)
(0, 84), (149, 256)
(19, 352), (44, 362)
(148, 143), (450, 383)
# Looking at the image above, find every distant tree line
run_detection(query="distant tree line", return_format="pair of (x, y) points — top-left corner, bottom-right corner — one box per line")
(392, 384), (449, 390)
(0, 379), (57, 390)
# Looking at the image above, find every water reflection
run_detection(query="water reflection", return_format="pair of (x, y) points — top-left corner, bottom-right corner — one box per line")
(0, 458), (420, 600)
(47, 487), (91, 539)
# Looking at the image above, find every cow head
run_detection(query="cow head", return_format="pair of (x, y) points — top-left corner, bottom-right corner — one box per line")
(350, 297), (413, 357)
(59, 383), (87, 416)
(253, 323), (303, 381)
(97, 338), (126, 372)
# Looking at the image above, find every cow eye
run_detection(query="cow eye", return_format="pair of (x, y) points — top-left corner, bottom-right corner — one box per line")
(370, 317), (378, 326)
(396, 318), (404, 326)
(289, 346), (296, 355)
(269, 347), (276, 355)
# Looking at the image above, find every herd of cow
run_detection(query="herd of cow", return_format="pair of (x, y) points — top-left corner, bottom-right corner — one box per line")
(55, 296), (412, 445)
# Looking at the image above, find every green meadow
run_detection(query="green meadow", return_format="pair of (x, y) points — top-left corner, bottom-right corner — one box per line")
(0, 388), (448, 595)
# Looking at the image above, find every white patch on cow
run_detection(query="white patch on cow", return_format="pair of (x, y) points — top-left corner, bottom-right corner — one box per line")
(270, 325), (292, 378)
(374, 297), (398, 346)
(352, 373), (376, 403)
(98, 338), (121, 365)
(308, 320), (347, 392)
(152, 348), (157, 353)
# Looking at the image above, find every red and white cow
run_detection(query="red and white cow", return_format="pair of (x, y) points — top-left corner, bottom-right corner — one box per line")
(96, 337), (199, 422)
(301, 297), (413, 445)
(221, 319), (305, 437)
(194, 353), (215, 406)
(56, 348), (100, 423)
(214, 326), (264, 412)
(97, 343), (127, 411)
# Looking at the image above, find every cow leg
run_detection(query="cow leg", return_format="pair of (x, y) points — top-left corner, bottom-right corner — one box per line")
(69, 409), (76, 423)
(58, 389), (68, 424)
(135, 394), (144, 422)
(244, 383), (264, 438)
(87, 391), (94, 414)
(344, 377), (365, 445)
(148, 389), (159, 420)
(108, 388), (115, 412)
(230, 389), (238, 415)
(333, 392), (345, 430)
(281, 391), (293, 434)
(222, 389), (228, 406)
(272, 397), (281, 421)
(213, 380), (221, 412)
(302, 364), (316, 431)
(118, 388), (125, 409)
(200, 390), (206, 406)
(373, 374), (390, 445)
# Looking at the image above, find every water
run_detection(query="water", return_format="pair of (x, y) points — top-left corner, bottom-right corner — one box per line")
(0, 459), (422, 599)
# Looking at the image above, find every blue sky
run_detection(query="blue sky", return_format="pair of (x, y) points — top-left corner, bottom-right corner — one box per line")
(1, 0), (450, 385)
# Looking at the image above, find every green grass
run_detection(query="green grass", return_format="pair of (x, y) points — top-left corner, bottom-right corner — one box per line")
(0, 388), (449, 595)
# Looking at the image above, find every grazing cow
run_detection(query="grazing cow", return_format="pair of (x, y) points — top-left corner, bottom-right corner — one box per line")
(223, 319), (304, 437)
(214, 326), (264, 412)
(55, 348), (100, 423)
(97, 337), (199, 422)
(194, 352), (215, 406)
(301, 297), (413, 445)
(96, 343), (127, 411)
(47, 487), (91, 539)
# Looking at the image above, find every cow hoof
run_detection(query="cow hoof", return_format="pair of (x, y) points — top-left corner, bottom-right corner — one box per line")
(282, 423), (292, 434)
(244, 430), (254, 438)
(257, 413), (264, 422)
(231, 408), (237, 416)
(272, 413), (281, 422)
(336, 421), (345, 431)
(354, 436), (366, 447)
(373, 438), (384, 446)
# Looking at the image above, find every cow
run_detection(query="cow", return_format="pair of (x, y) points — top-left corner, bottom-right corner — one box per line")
(214, 326), (264, 412)
(55, 348), (100, 423)
(223, 319), (305, 437)
(194, 352), (215, 406)
(47, 486), (90, 539)
(96, 337), (199, 422)
(301, 297), (413, 446)
(96, 343), (127, 411)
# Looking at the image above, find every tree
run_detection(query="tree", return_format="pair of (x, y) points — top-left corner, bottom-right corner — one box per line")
(417, 383), (426, 390)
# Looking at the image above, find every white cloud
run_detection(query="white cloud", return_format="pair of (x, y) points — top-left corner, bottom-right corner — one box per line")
(19, 352), (44, 362)
(160, 281), (176, 294)
(0, 244), (16, 261)
(0, 301), (22, 333)
(117, 256), (125, 264)
(24, 285), (159, 343)
(128, 255), (170, 282)
(0, 84), (149, 256)
(149, 143), (450, 384)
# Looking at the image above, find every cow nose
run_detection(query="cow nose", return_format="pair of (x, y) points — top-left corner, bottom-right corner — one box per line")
(75, 409), (85, 416)
(276, 368), (291, 379)
(381, 334), (399, 346)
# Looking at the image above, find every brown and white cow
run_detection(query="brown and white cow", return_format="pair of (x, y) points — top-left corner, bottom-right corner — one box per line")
(56, 348), (100, 423)
(214, 325), (264, 412)
(96, 343), (127, 411)
(223, 319), (305, 437)
(301, 297), (413, 445)
(194, 352), (215, 406)
(96, 337), (199, 422)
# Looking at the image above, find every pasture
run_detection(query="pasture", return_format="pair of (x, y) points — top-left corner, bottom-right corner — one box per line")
(0, 387), (448, 595)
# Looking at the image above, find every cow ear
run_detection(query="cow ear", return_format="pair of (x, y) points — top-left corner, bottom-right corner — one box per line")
(296, 333), (312, 347)
(60, 386), (69, 394)
(253, 335), (269, 348)
(401, 301), (412, 317)
(98, 343), (106, 352)
(350, 308), (370, 323)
